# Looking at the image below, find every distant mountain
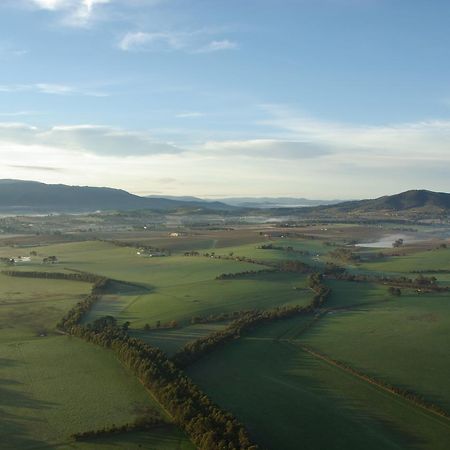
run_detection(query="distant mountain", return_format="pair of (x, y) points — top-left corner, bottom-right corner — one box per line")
(0, 180), (233, 213)
(275, 190), (450, 216)
(0, 182), (447, 217)
(145, 195), (206, 202)
(215, 197), (342, 208)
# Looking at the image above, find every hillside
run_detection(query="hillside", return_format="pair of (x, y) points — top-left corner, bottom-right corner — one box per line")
(271, 190), (450, 218)
(328, 190), (450, 213)
(0, 180), (232, 213)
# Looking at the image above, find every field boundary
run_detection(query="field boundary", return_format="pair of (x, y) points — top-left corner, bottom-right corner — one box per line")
(297, 344), (450, 422)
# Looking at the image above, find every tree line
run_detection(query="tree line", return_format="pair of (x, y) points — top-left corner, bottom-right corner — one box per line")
(215, 268), (277, 280)
(55, 279), (259, 449)
(99, 239), (171, 255)
(190, 310), (255, 325)
(172, 273), (330, 369)
(328, 271), (448, 292)
(1, 269), (107, 285)
(59, 321), (259, 449)
(301, 345), (449, 420)
(258, 244), (311, 256)
(72, 410), (168, 441)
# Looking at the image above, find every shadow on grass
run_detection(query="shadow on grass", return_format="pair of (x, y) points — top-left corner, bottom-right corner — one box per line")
(188, 335), (430, 450)
(280, 341), (429, 450)
(0, 358), (58, 449)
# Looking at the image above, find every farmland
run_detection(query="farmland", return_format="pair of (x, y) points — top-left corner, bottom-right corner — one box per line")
(0, 221), (449, 449)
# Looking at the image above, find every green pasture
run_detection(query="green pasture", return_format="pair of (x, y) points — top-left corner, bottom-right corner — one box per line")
(324, 280), (393, 309)
(188, 319), (450, 450)
(0, 258), (194, 449)
(301, 291), (450, 411)
(86, 271), (313, 329)
(0, 240), (265, 284)
(69, 427), (195, 450)
(133, 322), (231, 356)
(0, 336), (191, 449)
(357, 248), (450, 274)
(111, 228), (265, 253)
(0, 274), (91, 343)
(202, 238), (328, 266)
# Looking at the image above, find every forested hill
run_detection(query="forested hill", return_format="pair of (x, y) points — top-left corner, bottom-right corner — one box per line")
(271, 190), (450, 216)
(0, 180), (232, 213)
(330, 190), (450, 212)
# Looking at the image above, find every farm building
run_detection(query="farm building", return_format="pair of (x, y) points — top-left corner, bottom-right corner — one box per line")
(136, 250), (167, 257)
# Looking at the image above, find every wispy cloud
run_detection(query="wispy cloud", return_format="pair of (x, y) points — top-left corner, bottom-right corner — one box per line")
(118, 30), (238, 54)
(0, 110), (41, 117)
(1, 114), (450, 198)
(194, 40), (238, 53)
(25, 0), (111, 27)
(0, 122), (183, 156)
(118, 31), (186, 52)
(0, 83), (108, 97)
(201, 139), (329, 159)
(175, 111), (204, 118)
(8, 164), (65, 172)
(258, 104), (450, 166)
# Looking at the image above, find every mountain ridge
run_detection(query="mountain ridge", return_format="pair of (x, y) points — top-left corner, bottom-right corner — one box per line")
(0, 181), (448, 216)
(0, 179), (233, 212)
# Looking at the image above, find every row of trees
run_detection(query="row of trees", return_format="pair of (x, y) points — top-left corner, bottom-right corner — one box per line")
(302, 346), (449, 419)
(191, 310), (254, 325)
(187, 250), (315, 274)
(329, 271), (448, 292)
(56, 278), (259, 449)
(59, 320), (259, 449)
(215, 269), (276, 280)
(72, 411), (168, 441)
(143, 320), (179, 331)
(410, 269), (450, 274)
(329, 247), (362, 263)
(100, 239), (171, 255)
(172, 274), (330, 369)
(258, 244), (311, 256)
(1, 269), (107, 284)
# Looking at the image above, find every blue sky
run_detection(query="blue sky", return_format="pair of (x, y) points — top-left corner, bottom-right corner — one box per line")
(0, 0), (449, 198)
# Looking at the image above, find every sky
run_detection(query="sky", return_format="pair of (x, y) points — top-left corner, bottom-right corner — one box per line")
(0, 0), (449, 199)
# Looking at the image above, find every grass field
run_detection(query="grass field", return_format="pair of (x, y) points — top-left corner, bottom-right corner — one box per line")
(301, 290), (450, 411)
(358, 248), (450, 273)
(133, 322), (231, 356)
(204, 239), (328, 266)
(70, 427), (195, 450)
(1, 227), (449, 449)
(86, 271), (313, 329)
(0, 274), (91, 343)
(0, 258), (194, 449)
(0, 336), (194, 449)
(188, 318), (450, 450)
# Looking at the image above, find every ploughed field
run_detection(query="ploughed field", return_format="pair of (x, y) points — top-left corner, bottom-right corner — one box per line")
(0, 223), (449, 449)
